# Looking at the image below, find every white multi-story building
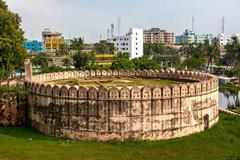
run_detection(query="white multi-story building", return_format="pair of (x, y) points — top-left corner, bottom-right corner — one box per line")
(112, 28), (143, 60)
(217, 33), (231, 46)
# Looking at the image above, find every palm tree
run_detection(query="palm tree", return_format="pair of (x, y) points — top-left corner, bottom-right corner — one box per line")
(70, 38), (84, 51)
(225, 37), (240, 85)
(204, 42), (220, 72)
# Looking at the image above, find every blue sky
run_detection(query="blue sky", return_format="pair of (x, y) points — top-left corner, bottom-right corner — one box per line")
(5, 0), (240, 42)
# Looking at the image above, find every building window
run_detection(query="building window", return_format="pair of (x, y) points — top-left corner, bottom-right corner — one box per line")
(136, 38), (138, 40)
(136, 48), (138, 50)
(136, 53), (138, 55)
(136, 43), (138, 45)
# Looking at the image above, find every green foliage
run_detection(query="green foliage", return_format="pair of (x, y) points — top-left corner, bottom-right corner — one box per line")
(0, 0), (27, 72)
(179, 42), (220, 70)
(63, 56), (72, 69)
(179, 56), (205, 70)
(41, 65), (73, 74)
(56, 44), (69, 56)
(0, 69), (10, 80)
(225, 37), (240, 67)
(144, 43), (170, 56)
(70, 37), (84, 51)
(224, 68), (237, 77)
(110, 58), (135, 70)
(110, 56), (160, 71)
(144, 43), (180, 67)
(0, 113), (240, 160)
(132, 56), (160, 70)
(85, 64), (111, 71)
(225, 37), (240, 84)
(117, 52), (129, 59)
(30, 52), (49, 68)
(94, 40), (115, 54)
(220, 83), (240, 93)
(0, 84), (28, 100)
(72, 51), (94, 70)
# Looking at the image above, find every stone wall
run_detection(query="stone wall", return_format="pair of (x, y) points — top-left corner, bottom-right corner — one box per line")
(26, 70), (219, 141)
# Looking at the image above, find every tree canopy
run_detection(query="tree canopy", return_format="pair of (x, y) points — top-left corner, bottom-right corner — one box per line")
(110, 56), (160, 71)
(72, 51), (94, 70)
(94, 40), (115, 54)
(70, 38), (84, 51)
(0, 0), (27, 73)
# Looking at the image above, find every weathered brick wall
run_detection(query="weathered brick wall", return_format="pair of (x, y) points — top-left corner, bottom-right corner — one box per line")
(26, 70), (219, 141)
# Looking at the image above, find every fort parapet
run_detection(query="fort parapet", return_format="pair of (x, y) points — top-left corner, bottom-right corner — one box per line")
(26, 69), (219, 141)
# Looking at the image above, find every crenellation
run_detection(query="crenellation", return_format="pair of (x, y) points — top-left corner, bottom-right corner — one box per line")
(26, 70), (219, 141)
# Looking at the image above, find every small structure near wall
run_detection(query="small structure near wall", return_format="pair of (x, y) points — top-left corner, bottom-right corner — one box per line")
(24, 59), (32, 81)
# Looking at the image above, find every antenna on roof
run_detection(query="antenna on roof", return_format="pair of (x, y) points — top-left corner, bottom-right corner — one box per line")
(222, 16), (225, 34)
(192, 16), (195, 32)
(107, 29), (110, 40)
(110, 23), (114, 39)
(118, 17), (121, 36)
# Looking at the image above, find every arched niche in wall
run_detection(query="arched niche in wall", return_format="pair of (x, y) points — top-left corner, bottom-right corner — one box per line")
(109, 87), (120, 100)
(78, 86), (88, 99)
(120, 87), (131, 99)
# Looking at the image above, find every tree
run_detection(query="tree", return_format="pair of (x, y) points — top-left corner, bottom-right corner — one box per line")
(132, 56), (160, 70)
(117, 52), (129, 59)
(63, 56), (71, 69)
(94, 40), (115, 54)
(72, 51), (94, 70)
(110, 58), (135, 70)
(179, 56), (205, 70)
(56, 44), (69, 56)
(31, 53), (49, 68)
(204, 42), (220, 71)
(70, 38), (84, 51)
(225, 37), (240, 84)
(0, 0), (27, 74)
(144, 43), (179, 68)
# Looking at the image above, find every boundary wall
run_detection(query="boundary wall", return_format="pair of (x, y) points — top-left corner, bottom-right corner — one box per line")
(26, 70), (219, 141)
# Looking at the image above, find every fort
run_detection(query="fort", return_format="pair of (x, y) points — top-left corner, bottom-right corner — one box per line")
(25, 61), (219, 141)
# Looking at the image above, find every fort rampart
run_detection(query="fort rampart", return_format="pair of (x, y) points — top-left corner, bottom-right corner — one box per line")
(26, 69), (219, 141)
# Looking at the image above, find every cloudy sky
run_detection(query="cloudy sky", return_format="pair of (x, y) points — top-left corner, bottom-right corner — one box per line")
(5, 0), (240, 42)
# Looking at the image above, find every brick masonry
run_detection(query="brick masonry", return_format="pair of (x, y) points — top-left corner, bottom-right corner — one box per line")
(26, 69), (219, 141)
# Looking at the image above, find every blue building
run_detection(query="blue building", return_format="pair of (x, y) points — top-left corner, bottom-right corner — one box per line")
(24, 40), (43, 53)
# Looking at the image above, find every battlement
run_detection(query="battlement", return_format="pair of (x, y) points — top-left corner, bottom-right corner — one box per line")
(27, 70), (218, 101)
(26, 70), (219, 141)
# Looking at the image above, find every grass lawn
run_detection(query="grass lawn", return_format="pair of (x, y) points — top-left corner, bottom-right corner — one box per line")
(0, 113), (240, 160)
(50, 77), (180, 88)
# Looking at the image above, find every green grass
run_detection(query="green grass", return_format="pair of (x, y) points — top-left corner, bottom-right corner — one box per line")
(0, 113), (240, 160)
(51, 77), (180, 88)
(229, 107), (240, 114)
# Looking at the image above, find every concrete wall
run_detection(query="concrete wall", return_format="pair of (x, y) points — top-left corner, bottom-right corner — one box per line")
(26, 70), (219, 141)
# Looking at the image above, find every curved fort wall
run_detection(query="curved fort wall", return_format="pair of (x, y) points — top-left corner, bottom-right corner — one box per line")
(26, 70), (219, 141)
